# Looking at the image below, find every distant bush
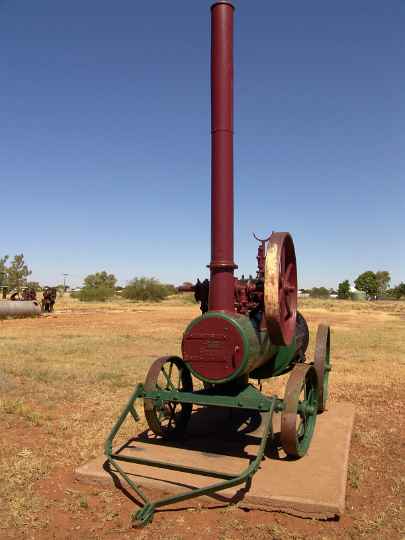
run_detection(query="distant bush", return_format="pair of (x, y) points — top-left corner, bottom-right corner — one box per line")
(122, 277), (174, 302)
(163, 283), (177, 296)
(309, 287), (330, 299)
(74, 286), (115, 302)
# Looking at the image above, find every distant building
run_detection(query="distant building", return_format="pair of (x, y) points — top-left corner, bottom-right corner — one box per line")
(298, 290), (309, 298)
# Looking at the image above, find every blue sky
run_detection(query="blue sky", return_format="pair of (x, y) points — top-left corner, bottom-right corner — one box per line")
(1, 1), (404, 289)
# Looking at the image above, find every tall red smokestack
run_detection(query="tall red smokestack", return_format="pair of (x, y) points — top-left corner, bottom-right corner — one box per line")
(208, 1), (236, 312)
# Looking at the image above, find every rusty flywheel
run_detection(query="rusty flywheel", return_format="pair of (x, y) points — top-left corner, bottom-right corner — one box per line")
(264, 232), (298, 346)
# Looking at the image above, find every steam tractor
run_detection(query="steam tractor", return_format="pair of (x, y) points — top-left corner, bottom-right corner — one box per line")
(106, 1), (331, 526)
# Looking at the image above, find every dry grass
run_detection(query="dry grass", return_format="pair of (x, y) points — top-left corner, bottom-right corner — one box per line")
(0, 295), (404, 538)
(0, 398), (43, 426)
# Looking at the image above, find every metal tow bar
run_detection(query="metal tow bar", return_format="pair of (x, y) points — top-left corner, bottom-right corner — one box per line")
(105, 384), (276, 527)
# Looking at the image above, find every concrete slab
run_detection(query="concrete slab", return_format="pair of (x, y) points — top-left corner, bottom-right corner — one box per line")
(75, 402), (355, 519)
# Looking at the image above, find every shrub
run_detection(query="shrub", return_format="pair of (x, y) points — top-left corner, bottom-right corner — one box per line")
(75, 286), (115, 302)
(309, 287), (330, 298)
(163, 283), (177, 296)
(394, 282), (405, 299)
(122, 277), (173, 302)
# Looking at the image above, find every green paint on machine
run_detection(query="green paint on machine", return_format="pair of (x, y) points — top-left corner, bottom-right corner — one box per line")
(250, 335), (298, 379)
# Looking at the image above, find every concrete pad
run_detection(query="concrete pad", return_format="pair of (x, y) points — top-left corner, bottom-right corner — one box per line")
(75, 402), (355, 519)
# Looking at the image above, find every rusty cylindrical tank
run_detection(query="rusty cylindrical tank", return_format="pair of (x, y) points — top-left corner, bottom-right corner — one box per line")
(181, 2), (296, 384)
(0, 300), (41, 319)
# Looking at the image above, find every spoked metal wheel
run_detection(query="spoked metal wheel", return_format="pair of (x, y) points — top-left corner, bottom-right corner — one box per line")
(313, 324), (331, 413)
(264, 232), (298, 346)
(144, 356), (193, 439)
(280, 363), (319, 458)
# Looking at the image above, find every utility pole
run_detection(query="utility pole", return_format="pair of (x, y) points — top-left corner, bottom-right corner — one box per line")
(62, 273), (69, 294)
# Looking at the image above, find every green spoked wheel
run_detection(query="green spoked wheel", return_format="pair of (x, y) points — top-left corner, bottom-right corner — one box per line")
(313, 324), (331, 413)
(280, 363), (319, 458)
(144, 356), (193, 439)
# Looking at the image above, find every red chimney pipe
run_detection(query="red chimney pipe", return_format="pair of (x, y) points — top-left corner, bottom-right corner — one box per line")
(208, 1), (237, 312)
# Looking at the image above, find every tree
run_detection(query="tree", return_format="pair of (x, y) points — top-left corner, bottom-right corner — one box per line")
(0, 255), (9, 286)
(337, 280), (351, 299)
(26, 281), (41, 291)
(375, 271), (391, 296)
(6, 254), (32, 291)
(354, 271), (378, 298)
(0, 255), (9, 274)
(394, 282), (405, 299)
(309, 287), (330, 298)
(83, 271), (117, 289)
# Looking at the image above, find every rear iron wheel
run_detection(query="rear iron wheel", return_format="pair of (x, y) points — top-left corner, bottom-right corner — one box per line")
(144, 356), (193, 439)
(264, 232), (298, 346)
(280, 363), (318, 458)
(313, 324), (331, 413)
(295, 311), (309, 362)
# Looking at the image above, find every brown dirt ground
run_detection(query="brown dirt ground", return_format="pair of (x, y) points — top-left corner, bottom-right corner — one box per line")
(0, 296), (404, 539)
